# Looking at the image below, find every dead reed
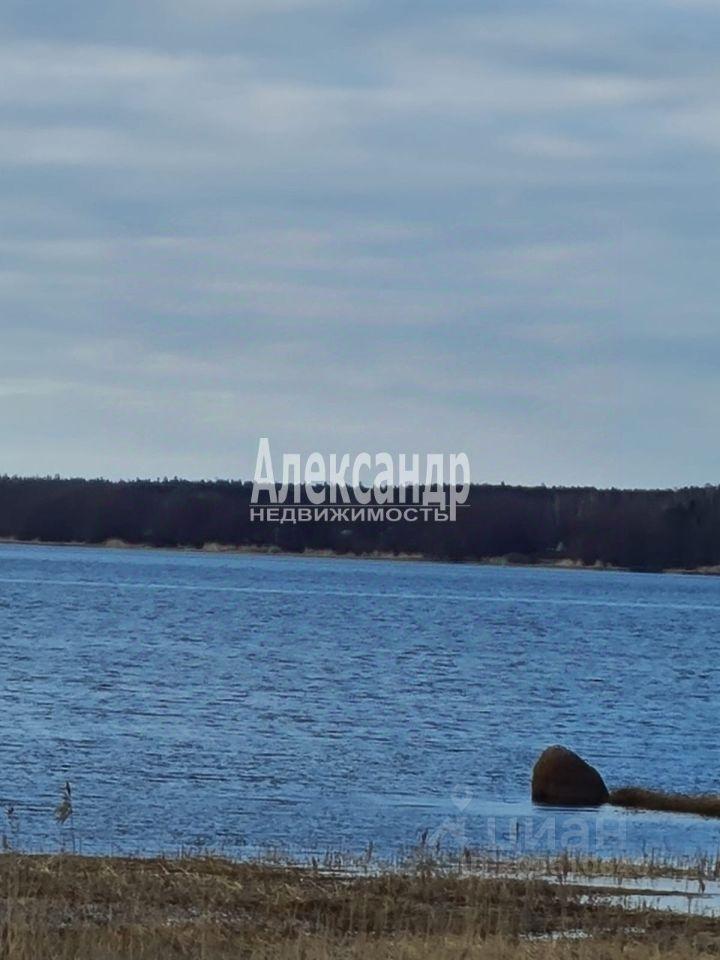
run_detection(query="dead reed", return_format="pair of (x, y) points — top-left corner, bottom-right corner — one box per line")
(611, 787), (720, 818)
(0, 851), (719, 959)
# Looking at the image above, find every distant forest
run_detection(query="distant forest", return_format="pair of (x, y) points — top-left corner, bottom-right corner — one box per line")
(1, 476), (720, 572)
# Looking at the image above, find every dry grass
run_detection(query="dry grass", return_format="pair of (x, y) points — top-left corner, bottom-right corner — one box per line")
(611, 787), (720, 818)
(0, 853), (720, 958)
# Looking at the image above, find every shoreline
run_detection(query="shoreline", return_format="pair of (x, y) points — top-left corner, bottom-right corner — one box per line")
(0, 850), (718, 957)
(0, 535), (718, 577)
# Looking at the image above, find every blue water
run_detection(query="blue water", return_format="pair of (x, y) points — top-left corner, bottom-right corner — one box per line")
(1, 543), (719, 861)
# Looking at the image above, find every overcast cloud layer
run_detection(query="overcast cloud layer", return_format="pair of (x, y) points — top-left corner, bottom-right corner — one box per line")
(1, 0), (719, 487)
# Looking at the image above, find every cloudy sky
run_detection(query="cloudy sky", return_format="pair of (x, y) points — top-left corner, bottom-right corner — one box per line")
(1, 0), (719, 487)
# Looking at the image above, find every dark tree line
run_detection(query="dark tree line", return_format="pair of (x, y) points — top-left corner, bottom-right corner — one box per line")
(0, 475), (719, 571)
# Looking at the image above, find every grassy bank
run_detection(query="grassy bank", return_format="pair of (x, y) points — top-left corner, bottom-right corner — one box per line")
(2, 853), (720, 958)
(611, 787), (720, 817)
(8, 534), (720, 579)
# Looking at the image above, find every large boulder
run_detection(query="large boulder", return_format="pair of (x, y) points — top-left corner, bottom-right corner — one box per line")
(532, 745), (609, 806)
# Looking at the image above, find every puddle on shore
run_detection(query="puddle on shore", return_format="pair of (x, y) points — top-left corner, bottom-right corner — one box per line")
(304, 853), (720, 918)
(552, 872), (720, 916)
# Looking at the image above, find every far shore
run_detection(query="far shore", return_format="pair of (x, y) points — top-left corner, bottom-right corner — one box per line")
(1, 535), (718, 577)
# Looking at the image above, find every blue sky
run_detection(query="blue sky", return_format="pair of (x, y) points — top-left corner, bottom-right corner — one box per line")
(2, 0), (719, 487)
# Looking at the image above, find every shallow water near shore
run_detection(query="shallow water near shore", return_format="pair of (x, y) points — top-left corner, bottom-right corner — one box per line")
(1, 542), (719, 859)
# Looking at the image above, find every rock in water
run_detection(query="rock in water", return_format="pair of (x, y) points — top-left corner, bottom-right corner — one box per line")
(531, 745), (609, 806)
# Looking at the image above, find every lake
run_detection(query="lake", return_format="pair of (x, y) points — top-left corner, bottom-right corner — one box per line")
(1, 543), (719, 860)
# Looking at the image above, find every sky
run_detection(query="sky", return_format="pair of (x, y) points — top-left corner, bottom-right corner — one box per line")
(1, 0), (719, 488)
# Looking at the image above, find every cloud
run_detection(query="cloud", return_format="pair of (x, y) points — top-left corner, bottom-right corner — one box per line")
(0, 2), (720, 485)
(167, 0), (353, 12)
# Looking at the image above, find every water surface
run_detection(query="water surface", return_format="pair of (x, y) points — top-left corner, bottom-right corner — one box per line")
(1, 544), (719, 859)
